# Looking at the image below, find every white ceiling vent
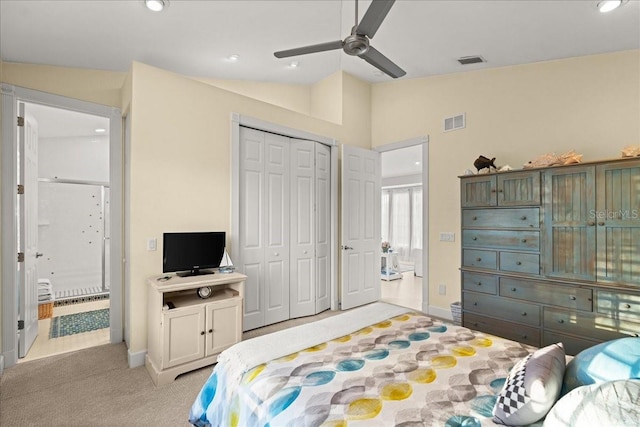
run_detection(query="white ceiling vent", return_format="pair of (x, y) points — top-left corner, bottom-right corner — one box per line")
(444, 113), (466, 132)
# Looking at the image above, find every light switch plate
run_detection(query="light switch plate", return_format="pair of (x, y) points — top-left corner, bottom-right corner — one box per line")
(439, 232), (455, 242)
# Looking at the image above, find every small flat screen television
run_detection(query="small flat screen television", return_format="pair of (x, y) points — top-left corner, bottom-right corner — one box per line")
(163, 232), (225, 277)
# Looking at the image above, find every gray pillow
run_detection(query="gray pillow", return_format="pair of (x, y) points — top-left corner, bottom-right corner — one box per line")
(543, 380), (640, 427)
(493, 343), (566, 426)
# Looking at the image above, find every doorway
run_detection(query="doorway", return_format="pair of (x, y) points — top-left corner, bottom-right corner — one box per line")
(1, 84), (123, 369)
(20, 103), (111, 362)
(376, 138), (429, 312)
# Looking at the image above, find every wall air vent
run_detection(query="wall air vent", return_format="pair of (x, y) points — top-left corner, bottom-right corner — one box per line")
(444, 113), (466, 132)
(458, 56), (486, 65)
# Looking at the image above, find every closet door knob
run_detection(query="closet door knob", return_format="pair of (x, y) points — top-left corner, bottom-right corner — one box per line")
(200, 331), (205, 336)
(208, 329), (213, 334)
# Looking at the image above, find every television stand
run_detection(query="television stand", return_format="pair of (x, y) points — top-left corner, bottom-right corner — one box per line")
(145, 271), (246, 386)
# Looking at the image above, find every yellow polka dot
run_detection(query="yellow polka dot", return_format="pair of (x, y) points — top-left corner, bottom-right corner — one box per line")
(406, 368), (437, 383)
(392, 314), (411, 322)
(452, 346), (476, 357)
(321, 420), (347, 427)
(354, 327), (373, 335)
(471, 337), (493, 347)
(381, 382), (413, 400)
(332, 335), (352, 343)
(304, 342), (328, 352)
(431, 355), (458, 369)
(346, 398), (383, 420)
(374, 320), (392, 328)
(275, 353), (299, 362)
(243, 364), (265, 383)
(229, 411), (239, 427)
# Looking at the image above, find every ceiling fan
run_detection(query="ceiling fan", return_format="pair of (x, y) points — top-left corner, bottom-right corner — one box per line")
(274, 0), (406, 79)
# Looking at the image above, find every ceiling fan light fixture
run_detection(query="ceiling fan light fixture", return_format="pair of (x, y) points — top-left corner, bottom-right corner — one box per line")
(596, 0), (626, 12)
(145, 0), (167, 12)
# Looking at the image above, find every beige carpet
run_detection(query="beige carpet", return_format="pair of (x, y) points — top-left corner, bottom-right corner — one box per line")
(0, 310), (342, 427)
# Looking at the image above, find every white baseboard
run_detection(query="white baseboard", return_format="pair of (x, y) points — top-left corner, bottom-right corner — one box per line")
(128, 349), (147, 368)
(0, 354), (4, 377)
(426, 305), (453, 321)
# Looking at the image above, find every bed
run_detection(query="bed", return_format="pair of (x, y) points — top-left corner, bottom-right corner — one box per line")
(189, 302), (640, 427)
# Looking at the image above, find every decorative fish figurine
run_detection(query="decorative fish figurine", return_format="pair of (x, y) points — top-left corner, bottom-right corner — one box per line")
(474, 155), (496, 172)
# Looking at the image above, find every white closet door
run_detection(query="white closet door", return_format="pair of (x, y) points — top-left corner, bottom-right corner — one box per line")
(263, 132), (290, 326)
(239, 127), (265, 330)
(315, 143), (331, 313)
(290, 139), (315, 318)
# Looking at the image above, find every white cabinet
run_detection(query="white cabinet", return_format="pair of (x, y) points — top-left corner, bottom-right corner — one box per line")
(145, 272), (245, 386)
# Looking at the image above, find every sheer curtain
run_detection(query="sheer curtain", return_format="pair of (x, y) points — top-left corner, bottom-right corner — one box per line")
(381, 186), (422, 263)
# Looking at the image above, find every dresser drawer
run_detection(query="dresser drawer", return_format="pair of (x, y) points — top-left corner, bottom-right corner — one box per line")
(462, 272), (497, 295)
(462, 208), (539, 229)
(463, 292), (540, 326)
(463, 230), (540, 251)
(500, 278), (592, 311)
(463, 249), (497, 270)
(596, 290), (640, 323)
(499, 252), (539, 275)
(542, 331), (599, 356)
(543, 307), (628, 343)
(464, 312), (540, 347)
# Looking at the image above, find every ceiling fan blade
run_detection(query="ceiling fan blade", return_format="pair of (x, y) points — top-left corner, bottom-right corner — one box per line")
(360, 45), (406, 78)
(356, 0), (396, 39)
(274, 40), (344, 58)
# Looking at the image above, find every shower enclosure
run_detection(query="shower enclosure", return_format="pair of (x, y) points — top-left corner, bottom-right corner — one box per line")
(38, 179), (110, 299)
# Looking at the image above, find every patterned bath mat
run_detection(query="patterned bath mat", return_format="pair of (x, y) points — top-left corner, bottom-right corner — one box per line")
(49, 309), (109, 339)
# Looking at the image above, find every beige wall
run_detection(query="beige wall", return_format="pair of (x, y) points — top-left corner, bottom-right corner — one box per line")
(127, 62), (371, 354)
(371, 50), (640, 311)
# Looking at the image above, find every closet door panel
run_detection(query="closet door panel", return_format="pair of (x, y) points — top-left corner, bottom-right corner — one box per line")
(315, 143), (331, 313)
(239, 128), (265, 330)
(290, 140), (315, 318)
(264, 134), (290, 325)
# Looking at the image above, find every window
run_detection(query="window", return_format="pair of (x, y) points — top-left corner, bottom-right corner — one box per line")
(381, 185), (422, 262)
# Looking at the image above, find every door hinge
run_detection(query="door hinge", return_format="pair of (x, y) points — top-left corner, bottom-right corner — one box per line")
(17, 252), (24, 263)
(17, 184), (24, 195)
(18, 320), (24, 330)
(17, 116), (24, 127)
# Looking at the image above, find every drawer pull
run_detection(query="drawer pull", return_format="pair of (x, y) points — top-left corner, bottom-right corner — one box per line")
(476, 282), (482, 286)
(521, 312), (527, 316)
(473, 302), (478, 306)
(522, 334), (528, 339)
(521, 239), (527, 243)
(598, 221), (605, 226)
(623, 303), (632, 309)
(511, 287), (517, 292)
(520, 216), (527, 220)
(558, 319), (565, 324)
(472, 236), (478, 240)
(569, 296), (576, 301)
(472, 216), (477, 221)
(473, 322), (479, 327)
(477, 257), (482, 262)
(516, 261), (522, 265)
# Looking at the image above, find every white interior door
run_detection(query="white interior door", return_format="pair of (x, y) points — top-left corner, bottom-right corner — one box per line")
(341, 145), (381, 310)
(18, 102), (39, 357)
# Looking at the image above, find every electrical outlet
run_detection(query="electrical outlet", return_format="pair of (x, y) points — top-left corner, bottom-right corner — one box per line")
(439, 232), (455, 242)
(439, 284), (446, 295)
(147, 238), (157, 251)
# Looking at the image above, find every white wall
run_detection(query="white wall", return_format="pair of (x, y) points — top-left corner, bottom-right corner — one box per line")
(39, 136), (109, 182)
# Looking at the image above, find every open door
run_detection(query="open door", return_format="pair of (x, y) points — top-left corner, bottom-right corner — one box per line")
(340, 145), (381, 309)
(18, 102), (39, 357)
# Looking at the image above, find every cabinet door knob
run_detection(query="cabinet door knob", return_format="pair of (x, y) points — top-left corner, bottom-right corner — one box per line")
(598, 222), (605, 226)
(569, 295), (576, 301)
(588, 221), (596, 226)
(498, 189), (504, 193)
(472, 216), (477, 220)
(303, 250), (308, 254)
(491, 189), (496, 193)
(200, 331), (205, 336)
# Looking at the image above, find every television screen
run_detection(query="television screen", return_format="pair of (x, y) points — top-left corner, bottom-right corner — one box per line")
(163, 232), (225, 276)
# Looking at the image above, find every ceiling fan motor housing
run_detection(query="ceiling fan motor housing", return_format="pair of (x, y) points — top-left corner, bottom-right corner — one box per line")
(343, 34), (370, 56)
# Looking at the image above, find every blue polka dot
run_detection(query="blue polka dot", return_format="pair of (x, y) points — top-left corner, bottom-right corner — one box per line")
(268, 386), (301, 418)
(336, 359), (365, 371)
(364, 349), (390, 360)
(428, 325), (448, 333)
(445, 415), (481, 427)
(199, 372), (217, 408)
(408, 332), (430, 341)
(490, 378), (506, 392)
(303, 371), (336, 386)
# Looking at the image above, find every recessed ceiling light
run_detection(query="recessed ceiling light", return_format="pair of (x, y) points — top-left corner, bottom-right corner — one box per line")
(95, 128), (106, 133)
(228, 54), (240, 62)
(596, 0), (626, 12)
(415, 161), (421, 165)
(289, 61), (299, 68)
(145, 0), (167, 12)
